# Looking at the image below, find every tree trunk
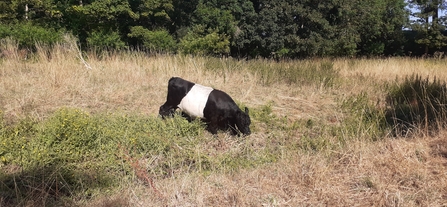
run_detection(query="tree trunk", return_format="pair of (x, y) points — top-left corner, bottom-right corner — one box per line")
(25, 3), (28, 20)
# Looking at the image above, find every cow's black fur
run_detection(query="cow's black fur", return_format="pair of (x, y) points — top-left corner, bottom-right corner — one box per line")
(159, 77), (251, 136)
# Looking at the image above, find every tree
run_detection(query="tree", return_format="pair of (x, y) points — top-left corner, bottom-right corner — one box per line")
(231, 0), (259, 58)
(0, 0), (63, 27)
(131, 0), (174, 29)
(192, 0), (236, 36)
(177, 0), (236, 56)
(353, 0), (408, 56)
(0, 0), (421, 57)
(64, 0), (138, 48)
(170, 0), (199, 35)
(0, 0), (20, 23)
(409, 0), (447, 55)
(241, 0), (408, 58)
(250, 0), (354, 58)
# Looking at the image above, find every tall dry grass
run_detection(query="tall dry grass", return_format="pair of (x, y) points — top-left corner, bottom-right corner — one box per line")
(1, 39), (447, 206)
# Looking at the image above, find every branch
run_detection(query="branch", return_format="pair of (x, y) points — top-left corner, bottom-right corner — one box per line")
(76, 44), (92, 70)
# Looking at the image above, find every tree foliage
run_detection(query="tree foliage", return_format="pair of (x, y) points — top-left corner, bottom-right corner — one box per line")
(128, 26), (176, 52)
(0, 22), (62, 49)
(86, 29), (126, 50)
(179, 25), (230, 56)
(409, 0), (447, 54)
(0, 0), (445, 58)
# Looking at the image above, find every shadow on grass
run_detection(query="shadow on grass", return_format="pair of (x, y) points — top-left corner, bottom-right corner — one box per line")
(385, 74), (447, 137)
(0, 164), (115, 207)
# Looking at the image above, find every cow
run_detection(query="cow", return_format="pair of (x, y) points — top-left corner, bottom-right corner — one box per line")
(159, 77), (251, 136)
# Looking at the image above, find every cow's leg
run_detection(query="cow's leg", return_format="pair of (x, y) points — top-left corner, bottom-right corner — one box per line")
(206, 117), (219, 135)
(181, 111), (193, 122)
(228, 119), (239, 135)
(229, 126), (238, 135)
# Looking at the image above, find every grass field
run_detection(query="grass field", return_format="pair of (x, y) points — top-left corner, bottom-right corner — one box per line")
(1, 40), (447, 206)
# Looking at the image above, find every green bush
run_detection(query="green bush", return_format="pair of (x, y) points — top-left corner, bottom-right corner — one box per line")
(0, 116), (38, 168)
(0, 24), (11, 39)
(87, 29), (126, 50)
(0, 23), (63, 50)
(37, 108), (100, 165)
(385, 74), (447, 136)
(128, 26), (177, 53)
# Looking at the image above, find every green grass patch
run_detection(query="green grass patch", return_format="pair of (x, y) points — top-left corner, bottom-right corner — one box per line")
(0, 105), (298, 205)
(0, 98), (396, 205)
(339, 92), (388, 141)
(296, 92), (389, 152)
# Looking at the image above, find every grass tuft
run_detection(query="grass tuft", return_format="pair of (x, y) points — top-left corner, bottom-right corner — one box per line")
(385, 74), (447, 137)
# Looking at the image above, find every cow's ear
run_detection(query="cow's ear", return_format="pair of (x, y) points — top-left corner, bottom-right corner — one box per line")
(244, 107), (249, 114)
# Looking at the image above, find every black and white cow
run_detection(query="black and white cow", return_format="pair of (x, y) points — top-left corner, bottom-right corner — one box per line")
(159, 77), (251, 136)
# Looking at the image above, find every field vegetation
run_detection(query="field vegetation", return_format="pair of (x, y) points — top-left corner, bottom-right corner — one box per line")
(1, 39), (447, 206)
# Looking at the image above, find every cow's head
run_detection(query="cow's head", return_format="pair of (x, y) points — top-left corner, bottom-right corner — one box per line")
(159, 105), (176, 119)
(236, 107), (251, 135)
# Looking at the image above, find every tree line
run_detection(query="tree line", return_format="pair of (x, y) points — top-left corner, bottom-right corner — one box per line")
(0, 0), (446, 58)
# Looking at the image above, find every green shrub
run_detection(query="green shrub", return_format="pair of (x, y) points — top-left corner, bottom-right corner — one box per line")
(0, 24), (11, 39)
(87, 29), (126, 50)
(128, 26), (177, 53)
(1, 22), (62, 50)
(0, 116), (38, 168)
(385, 74), (447, 136)
(37, 108), (99, 165)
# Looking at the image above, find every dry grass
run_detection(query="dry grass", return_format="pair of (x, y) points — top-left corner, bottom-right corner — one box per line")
(120, 136), (447, 207)
(336, 58), (447, 81)
(1, 42), (447, 206)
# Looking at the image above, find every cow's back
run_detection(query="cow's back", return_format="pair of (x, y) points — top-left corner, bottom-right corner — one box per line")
(178, 84), (213, 118)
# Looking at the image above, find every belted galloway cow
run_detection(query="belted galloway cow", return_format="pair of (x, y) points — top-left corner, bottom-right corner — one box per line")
(159, 77), (251, 136)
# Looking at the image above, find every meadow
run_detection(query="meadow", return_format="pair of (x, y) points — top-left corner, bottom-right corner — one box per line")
(1, 39), (447, 206)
